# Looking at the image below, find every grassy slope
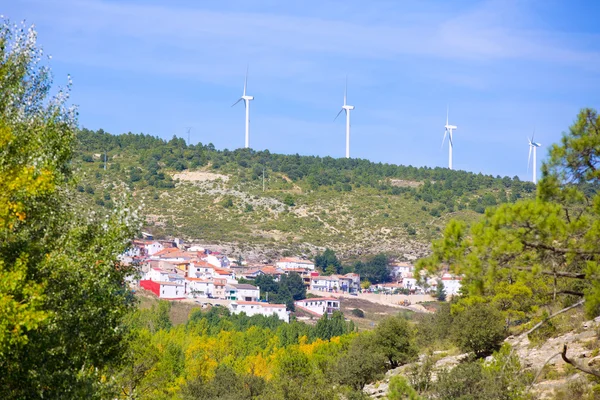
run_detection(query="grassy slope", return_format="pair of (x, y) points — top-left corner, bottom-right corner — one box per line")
(75, 154), (503, 261)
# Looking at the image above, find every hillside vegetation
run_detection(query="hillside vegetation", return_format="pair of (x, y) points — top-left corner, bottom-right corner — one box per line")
(75, 129), (535, 259)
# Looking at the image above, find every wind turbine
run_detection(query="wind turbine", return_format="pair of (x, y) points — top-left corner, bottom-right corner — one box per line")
(442, 107), (458, 169)
(528, 131), (541, 184)
(334, 77), (355, 158)
(232, 65), (254, 148)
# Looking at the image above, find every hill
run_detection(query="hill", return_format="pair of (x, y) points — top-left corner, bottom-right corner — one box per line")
(74, 129), (535, 261)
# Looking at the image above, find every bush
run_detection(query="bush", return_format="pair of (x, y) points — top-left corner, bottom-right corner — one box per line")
(351, 308), (365, 318)
(373, 316), (418, 368)
(221, 197), (234, 208)
(452, 303), (505, 357)
(283, 194), (295, 207)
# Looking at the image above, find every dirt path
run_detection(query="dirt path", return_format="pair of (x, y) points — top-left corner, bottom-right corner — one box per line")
(308, 290), (434, 313)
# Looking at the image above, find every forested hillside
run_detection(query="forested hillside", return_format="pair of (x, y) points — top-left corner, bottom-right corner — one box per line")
(75, 129), (535, 259)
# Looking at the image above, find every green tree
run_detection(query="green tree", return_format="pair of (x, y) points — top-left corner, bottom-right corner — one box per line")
(452, 302), (506, 357)
(334, 333), (386, 390)
(0, 19), (140, 398)
(435, 280), (446, 302)
(280, 272), (307, 301)
(315, 249), (341, 275)
(417, 109), (600, 325)
(373, 316), (418, 368)
(388, 376), (422, 400)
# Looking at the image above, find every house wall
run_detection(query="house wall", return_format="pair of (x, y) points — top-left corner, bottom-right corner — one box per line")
(294, 299), (340, 316)
(237, 288), (260, 301)
(229, 303), (289, 323)
(146, 242), (164, 256)
(140, 280), (184, 299)
(276, 261), (315, 270)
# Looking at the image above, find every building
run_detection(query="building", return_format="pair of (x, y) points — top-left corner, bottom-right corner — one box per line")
(145, 241), (164, 256)
(244, 266), (285, 281)
(229, 301), (290, 323)
(184, 277), (214, 298)
(140, 280), (185, 299)
(310, 273), (360, 293)
(276, 257), (315, 271)
(390, 262), (414, 279)
(204, 253), (231, 269)
(225, 283), (260, 301)
(441, 273), (462, 296)
(294, 298), (340, 316)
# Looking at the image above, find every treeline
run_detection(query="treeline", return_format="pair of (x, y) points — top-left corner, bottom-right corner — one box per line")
(112, 300), (528, 400)
(76, 129), (535, 212)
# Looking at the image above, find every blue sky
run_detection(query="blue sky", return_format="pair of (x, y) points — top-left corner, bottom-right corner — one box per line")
(4, 0), (600, 180)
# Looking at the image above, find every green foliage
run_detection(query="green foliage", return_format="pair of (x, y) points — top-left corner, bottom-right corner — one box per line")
(334, 332), (387, 390)
(430, 345), (527, 400)
(354, 254), (391, 284)
(0, 19), (140, 398)
(373, 315), (418, 368)
(255, 273), (306, 311)
(74, 127), (533, 255)
(351, 308), (365, 318)
(417, 108), (600, 336)
(452, 303), (506, 357)
(283, 194), (295, 207)
(388, 376), (423, 400)
(315, 248), (341, 275)
(415, 303), (454, 351)
(435, 280), (446, 302)
(221, 196), (234, 208)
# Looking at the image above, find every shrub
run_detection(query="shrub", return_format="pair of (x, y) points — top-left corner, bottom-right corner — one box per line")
(351, 308), (365, 318)
(283, 194), (295, 207)
(452, 303), (505, 357)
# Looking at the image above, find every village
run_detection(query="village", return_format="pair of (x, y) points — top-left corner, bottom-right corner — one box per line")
(123, 235), (463, 323)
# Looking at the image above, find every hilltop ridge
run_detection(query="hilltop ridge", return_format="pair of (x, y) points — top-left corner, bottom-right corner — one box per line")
(75, 129), (535, 261)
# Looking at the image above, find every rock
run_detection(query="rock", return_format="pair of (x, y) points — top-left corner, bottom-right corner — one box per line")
(588, 356), (600, 367)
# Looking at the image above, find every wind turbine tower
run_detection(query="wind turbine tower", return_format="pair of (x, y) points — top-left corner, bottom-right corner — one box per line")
(232, 66), (254, 148)
(335, 77), (355, 158)
(528, 131), (542, 184)
(442, 107), (458, 169)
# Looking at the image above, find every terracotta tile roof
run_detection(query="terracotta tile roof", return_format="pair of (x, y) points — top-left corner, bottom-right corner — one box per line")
(185, 277), (210, 282)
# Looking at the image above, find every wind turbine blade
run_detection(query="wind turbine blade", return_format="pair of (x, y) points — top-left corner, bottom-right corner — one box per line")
(441, 130), (447, 148)
(334, 108), (344, 121)
(231, 98), (242, 107)
(528, 145), (532, 171)
(448, 131), (453, 147)
(531, 128), (535, 143)
(344, 76), (347, 106)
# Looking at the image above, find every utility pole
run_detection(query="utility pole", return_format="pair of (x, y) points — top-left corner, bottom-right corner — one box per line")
(186, 127), (192, 146)
(262, 167), (265, 192)
(104, 151), (107, 170)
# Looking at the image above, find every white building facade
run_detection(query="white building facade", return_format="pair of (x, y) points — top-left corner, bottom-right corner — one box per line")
(229, 301), (290, 323)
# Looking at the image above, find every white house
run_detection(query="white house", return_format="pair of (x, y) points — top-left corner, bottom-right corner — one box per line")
(390, 262), (414, 278)
(187, 261), (216, 279)
(204, 254), (231, 269)
(310, 274), (360, 293)
(229, 301), (290, 323)
(146, 267), (170, 282)
(225, 283), (260, 301)
(294, 298), (340, 316)
(146, 241), (164, 256)
(140, 280), (185, 299)
(441, 274), (462, 296)
(276, 257), (315, 271)
(184, 277), (214, 298)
